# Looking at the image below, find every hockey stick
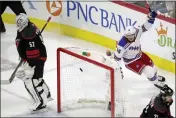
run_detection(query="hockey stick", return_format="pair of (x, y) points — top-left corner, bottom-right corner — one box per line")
(7, 16), (52, 84)
(145, 1), (152, 12)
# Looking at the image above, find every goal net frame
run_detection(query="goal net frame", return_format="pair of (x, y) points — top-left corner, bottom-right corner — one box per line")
(57, 47), (115, 117)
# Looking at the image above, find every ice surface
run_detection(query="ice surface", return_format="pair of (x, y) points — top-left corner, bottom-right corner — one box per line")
(1, 24), (175, 117)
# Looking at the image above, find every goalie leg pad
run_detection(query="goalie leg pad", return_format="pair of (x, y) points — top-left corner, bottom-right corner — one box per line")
(38, 78), (52, 99)
(32, 78), (47, 106)
(24, 82), (36, 103)
(24, 78), (47, 111)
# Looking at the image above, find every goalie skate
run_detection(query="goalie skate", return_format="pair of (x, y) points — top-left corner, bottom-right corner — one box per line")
(47, 92), (54, 102)
(30, 104), (47, 114)
(18, 104), (48, 116)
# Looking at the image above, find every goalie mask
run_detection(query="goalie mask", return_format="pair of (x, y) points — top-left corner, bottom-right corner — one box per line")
(124, 26), (137, 42)
(16, 13), (29, 32)
(160, 85), (174, 106)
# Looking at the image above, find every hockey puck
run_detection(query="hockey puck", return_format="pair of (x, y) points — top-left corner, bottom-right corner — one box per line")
(79, 68), (83, 72)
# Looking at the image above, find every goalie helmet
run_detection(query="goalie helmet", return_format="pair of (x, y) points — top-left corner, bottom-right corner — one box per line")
(124, 26), (137, 42)
(16, 13), (29, 32)
(160, 84), (173, 106)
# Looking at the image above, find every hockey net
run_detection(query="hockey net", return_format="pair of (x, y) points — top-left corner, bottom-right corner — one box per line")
(57, 47), (126, 117)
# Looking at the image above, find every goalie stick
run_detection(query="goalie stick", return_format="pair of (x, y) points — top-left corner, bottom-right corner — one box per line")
(7, 16), (52, 84)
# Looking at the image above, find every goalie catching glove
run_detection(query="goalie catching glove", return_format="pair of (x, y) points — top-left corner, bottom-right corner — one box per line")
(15, 61), (35, 81)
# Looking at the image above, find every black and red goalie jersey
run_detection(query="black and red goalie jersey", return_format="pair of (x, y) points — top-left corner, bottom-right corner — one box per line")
(15, 22), (47, 62)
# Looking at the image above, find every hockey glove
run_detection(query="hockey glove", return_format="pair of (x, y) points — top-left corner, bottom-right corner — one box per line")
(15, 62), (35, 81)
(147, 11), (157, 24)
(105, 50), (124, 79)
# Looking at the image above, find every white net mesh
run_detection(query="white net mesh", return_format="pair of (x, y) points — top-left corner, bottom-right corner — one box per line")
(58, 47), (126, 117)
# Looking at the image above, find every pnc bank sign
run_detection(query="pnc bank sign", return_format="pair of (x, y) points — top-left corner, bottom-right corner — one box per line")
(27, 1), (137, 33)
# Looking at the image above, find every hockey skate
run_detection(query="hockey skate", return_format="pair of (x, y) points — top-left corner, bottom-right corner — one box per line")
(157, 75), (165, 82)
(30, 102), (47, 114)
(154, 76), (166, 89)
(47, 92), (54, 102)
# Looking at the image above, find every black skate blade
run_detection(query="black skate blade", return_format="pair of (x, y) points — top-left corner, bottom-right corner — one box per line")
(48, 97), (54, 102)
(154, 84), (163, 89)
(31, 106), (47, 114)
(15, 106), (48, 116)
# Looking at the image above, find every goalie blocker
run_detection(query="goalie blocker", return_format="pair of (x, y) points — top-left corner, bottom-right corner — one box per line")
(15, 13), (52, 112)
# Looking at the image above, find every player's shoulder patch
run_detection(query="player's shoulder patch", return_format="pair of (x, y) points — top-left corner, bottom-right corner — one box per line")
(118, 36), (130, 48)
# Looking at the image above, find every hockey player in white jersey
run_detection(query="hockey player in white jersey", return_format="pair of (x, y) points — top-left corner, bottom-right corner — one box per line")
(108, 10), (166, 89)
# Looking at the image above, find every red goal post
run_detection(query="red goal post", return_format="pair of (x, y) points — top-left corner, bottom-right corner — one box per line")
(57, 47), (125, 117)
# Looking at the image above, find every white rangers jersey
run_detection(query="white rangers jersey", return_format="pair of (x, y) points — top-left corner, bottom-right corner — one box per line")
(114, 21), (153, 64)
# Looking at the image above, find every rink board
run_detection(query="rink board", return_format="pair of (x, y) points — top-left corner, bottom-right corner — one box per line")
(1, 70), (15, 84)
(1, 1), (175, 74)
(2, 13), (175, 74)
